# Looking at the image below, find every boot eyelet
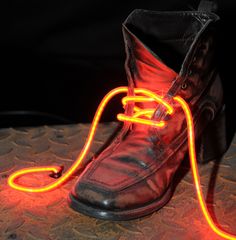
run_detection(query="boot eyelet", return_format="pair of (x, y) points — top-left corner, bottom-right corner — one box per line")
(188, 69), (193, 76)
(181, 82), (188, 90)
(201, 15), (209, 23)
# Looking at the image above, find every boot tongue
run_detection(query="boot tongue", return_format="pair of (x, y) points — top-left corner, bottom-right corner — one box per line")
(128, 32), (177, 96)
(133, 41), (177, 96)
(124, 27), (178, 110)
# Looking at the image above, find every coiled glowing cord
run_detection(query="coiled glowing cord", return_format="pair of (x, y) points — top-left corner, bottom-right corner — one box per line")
(8, 87), (235, 239)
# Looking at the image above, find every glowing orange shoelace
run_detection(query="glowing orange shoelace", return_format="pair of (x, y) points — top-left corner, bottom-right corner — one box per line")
(8, 87), (236, 239)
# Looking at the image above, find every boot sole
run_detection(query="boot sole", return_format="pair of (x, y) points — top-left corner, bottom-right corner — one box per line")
(68, 183), (173, 221)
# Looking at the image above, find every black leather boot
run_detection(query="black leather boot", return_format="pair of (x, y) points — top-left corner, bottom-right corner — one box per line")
(68, 7), (227, 220)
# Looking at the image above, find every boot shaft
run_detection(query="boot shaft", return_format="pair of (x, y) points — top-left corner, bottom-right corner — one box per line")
(122, 9), (221, 111)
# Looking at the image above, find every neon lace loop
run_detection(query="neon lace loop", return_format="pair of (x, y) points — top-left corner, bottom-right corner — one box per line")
(7, 86), (236, 240)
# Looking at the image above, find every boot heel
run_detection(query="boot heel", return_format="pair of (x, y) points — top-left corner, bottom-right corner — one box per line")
(197, 107), (227, 164)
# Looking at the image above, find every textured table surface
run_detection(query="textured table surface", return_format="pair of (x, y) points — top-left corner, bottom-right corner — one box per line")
(0, 123), (235, 240)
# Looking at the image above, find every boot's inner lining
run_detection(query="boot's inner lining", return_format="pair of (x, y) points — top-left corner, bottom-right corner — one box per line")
(124, 11), (206, 72)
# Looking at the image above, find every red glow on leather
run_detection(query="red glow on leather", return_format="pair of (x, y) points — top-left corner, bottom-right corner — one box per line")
(126, 30), (177, 97)
(8, 87), (235, 239)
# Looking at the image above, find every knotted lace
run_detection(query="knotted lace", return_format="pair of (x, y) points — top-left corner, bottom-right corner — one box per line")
(7, 86), (236, 239)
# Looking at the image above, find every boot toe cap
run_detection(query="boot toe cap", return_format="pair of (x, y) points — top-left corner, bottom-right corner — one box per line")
(70, 180), (116, 211)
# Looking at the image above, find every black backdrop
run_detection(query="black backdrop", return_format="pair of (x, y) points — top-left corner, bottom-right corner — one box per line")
(1, 0), (236, 129)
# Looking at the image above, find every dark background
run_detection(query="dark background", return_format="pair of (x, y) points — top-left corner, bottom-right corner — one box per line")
(1, 0), (236, 129)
